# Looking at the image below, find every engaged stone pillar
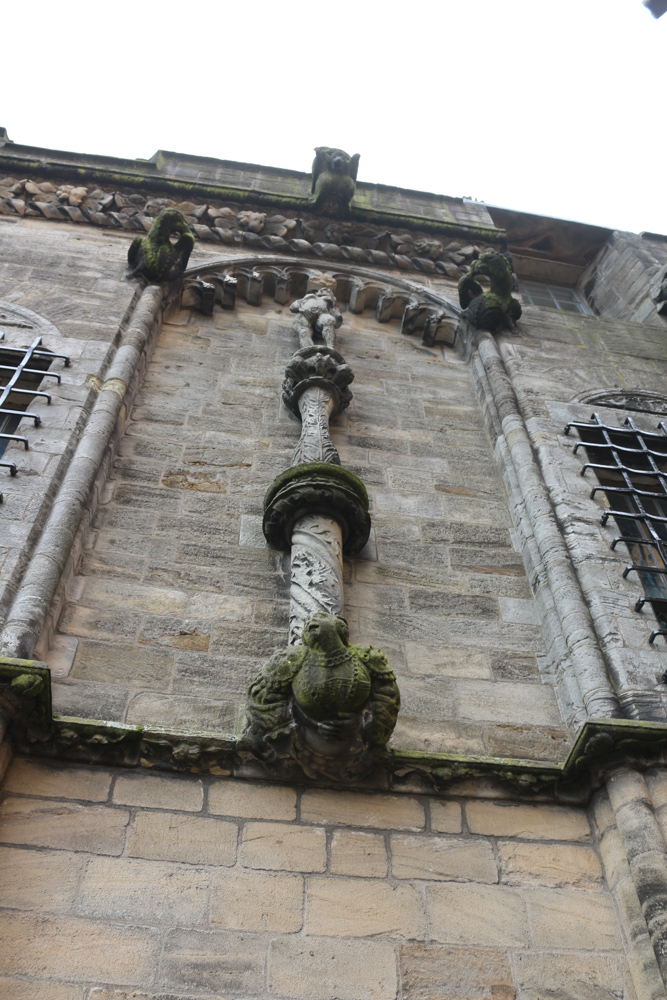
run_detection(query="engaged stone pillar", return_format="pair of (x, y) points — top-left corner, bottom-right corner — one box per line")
(263, 345), (370, 645)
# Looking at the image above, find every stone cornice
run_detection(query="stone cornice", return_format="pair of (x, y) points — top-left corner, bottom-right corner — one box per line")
(4, 657), (667, 800)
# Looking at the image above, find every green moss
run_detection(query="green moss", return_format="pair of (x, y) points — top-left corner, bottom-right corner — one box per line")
(264, 461), (368, 512)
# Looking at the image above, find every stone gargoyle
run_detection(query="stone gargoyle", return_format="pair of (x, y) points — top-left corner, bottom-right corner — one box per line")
(457, 249), (522, 334)
(242, 612), (400, 778)
(290, 288), (343, 350)
(125, 208), (195, 283)
(311, 147), (360, 217)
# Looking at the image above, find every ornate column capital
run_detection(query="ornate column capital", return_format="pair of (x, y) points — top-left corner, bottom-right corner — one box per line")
(282, 346), (354, 418)
(263, 462), (371, 555)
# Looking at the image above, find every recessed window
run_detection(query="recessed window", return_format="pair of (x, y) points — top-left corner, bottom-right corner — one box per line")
(521, 280), (589, 314)
(0, 335), (70, 479)
(565, 413), (667, 644)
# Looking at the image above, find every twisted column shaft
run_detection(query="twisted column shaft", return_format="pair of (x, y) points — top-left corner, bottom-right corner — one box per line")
(289, 513), (344, 644)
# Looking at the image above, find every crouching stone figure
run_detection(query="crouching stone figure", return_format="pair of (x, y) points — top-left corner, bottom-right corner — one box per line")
(242, 612), (400, 779)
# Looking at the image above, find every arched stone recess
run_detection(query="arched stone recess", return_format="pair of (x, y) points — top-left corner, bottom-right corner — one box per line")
(574, 388), (667, 416)
(180, 256), (461, 347)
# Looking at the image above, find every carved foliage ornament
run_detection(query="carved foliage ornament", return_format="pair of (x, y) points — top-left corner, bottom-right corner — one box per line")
(282, 346), (354, 417)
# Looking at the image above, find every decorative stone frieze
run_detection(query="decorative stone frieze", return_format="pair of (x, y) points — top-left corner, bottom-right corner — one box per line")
(242, 612), (400, 779)
(125, 208), (195, 283)
(182, 258), (460, 347)
(0, 176), (504, 279)
(263, 463), (371, 556)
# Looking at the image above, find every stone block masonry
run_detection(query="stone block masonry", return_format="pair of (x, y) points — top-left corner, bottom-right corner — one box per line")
(47, 289), (562, 762)
(0, 758), (633, 999)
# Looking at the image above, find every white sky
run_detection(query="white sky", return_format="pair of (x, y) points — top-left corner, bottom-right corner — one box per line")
(5, 0), (666, 235)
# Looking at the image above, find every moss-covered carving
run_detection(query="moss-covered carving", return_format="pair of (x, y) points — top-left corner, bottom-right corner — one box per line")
(457, 249), (522, 333)
(311, 148), (360, 217)
(243, 612), (400, 778)
(125, 208), (195, 283)
(263, 462), (371, 554)
(0, 656), (51, 741)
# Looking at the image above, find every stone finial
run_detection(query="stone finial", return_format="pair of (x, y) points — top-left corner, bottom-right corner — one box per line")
(243, 612), (400, 778)
(311, 147), (360, 217)
(457, 249), (522, 334)
(125, 208), (195, 284)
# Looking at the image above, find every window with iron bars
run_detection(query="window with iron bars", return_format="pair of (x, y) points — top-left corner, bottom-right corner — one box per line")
(0, 334), (70, 496)
(564, 413), (667, 644)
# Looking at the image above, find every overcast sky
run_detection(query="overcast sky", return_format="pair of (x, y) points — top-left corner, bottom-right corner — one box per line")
(4, 1), (665, 235)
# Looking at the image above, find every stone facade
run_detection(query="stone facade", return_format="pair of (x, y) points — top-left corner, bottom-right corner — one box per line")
(1, 135), (667, 998)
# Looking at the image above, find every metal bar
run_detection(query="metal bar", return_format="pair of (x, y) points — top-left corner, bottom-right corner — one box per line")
(0, 433), (29, 450)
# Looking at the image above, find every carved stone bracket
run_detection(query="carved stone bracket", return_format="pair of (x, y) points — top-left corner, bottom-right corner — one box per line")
(263, 463), (371, 555)
(181, 258), (460, 348)
(0, 656), (51, 744)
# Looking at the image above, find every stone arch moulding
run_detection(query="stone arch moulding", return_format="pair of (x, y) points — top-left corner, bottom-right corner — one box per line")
(0, 301), (62, 340)
(179, 256), (461, 347)
(573, 388), (667, 416)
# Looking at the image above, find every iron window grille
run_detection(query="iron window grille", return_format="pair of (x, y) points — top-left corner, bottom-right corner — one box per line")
(521, 280), (589, 314)
(0, 333), (70, 494)
(564, 412), (667, 644)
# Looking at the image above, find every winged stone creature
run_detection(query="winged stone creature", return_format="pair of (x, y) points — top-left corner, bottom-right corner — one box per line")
(125, 208), (195, 283)
(311, 147), (360, 217)
(243, 612), (400, 776)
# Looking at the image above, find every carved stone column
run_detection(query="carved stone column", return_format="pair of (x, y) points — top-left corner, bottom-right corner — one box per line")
(277, 345), (356, 641)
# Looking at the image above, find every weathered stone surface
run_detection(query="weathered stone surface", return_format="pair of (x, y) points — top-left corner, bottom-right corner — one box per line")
(241, 821), (326, 872)
(0, 981), (83, 1000)
(113, 772), (203, 811)
(2, 759), (112, 801)
(512, 951), (625, 1000)
(127, 810), (237, 866)
(426, 883), (529, 946)
(0, 912), (159, 984)
(330, 830), (388, 877)
(210, 869), (303, 931)
(524, 887), (622, 950)
(399, 944), (515, 1000)
(499, 842), (603, 888)
(76, 856), (209, 924)
(0, 797), (129, 854)
(430, 801), (463, 834)
(391, 835), (497, 882)
(302, 789), (424, 830)
(268, 936), (397, 1000)
(466, 800), (591, 841)
(306, 876), (425, 937)
(0, 846), (84, 911)
(209, 779), (296, 820)
(159, 928), (264, 994)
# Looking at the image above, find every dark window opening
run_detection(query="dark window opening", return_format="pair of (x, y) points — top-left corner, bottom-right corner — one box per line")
(564, 413), (667, 644)
(521, 280), (589, 314)
(0, 335), (70, 489)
